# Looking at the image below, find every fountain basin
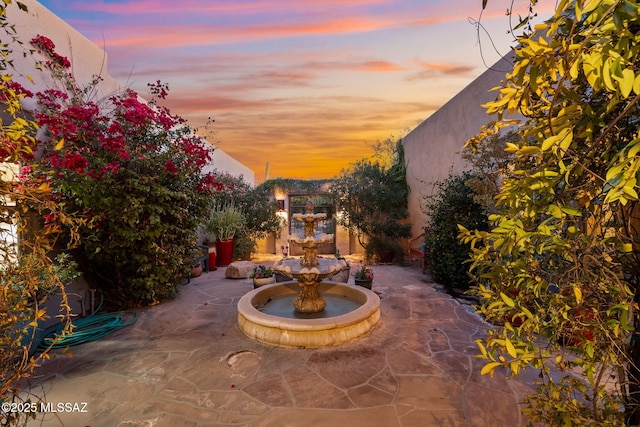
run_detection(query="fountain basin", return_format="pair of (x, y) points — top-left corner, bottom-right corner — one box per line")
(274, 256), (346, 280)
(237, 281), (381, 348)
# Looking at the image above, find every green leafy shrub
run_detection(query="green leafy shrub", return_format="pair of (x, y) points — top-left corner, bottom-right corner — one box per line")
(424, 172), (487, 290)
(460, 130), (515, 216)
(232, 229), (256, 259)
(332, 139), (411, 263)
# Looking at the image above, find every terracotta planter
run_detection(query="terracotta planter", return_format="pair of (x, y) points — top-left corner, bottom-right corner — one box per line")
(354, 279), (372, 289)
(253, 275), (276, 289)
(191, 265), (203, 278)
(215, 238), (234, 267)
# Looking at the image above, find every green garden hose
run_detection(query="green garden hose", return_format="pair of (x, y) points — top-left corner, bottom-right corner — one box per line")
(37, 294), (138, 351)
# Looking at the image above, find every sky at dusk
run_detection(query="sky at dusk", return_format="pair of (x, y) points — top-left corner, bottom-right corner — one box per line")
(37, 0), (556, 183)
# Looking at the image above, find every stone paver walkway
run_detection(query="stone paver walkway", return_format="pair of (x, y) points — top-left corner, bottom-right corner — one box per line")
(24, 257), (537, 427)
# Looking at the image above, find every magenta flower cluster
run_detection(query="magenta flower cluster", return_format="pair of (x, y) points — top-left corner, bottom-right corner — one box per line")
(30, 34), (71, 68)
(354, 265), (374, 280)
(27, 36), (217, 191)
(251, 265), (275, 279)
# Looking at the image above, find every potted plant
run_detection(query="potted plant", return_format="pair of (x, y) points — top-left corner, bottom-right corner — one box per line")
(353, 265), (374, 289)
(250, 265), (276, 288)
(191, 262), (203, 278)
(233, 229), (257, 261)
(205, 204), (246, 267)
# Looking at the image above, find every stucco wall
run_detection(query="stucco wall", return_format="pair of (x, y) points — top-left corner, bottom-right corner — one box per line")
(204, 149), (255, 186)
(402, 54), (515, 236)
(8, 0), (253, 182)
(8, 0), (122, 111)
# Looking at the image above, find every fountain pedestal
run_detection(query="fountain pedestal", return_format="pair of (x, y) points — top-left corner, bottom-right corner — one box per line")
(296, 278), (325, 312)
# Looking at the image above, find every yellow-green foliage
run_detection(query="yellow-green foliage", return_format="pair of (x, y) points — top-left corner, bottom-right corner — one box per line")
(1, 2), (81, 426)
(461, 0), (640, 425)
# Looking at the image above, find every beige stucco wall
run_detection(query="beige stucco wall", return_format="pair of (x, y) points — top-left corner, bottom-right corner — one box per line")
(8, 0), (122, 112)
(203, 149), (255, 186)
(402, 54), (515, 237)
(7, 0), (253, 182)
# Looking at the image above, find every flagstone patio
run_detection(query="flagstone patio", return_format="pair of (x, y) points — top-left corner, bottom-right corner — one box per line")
(24, 257), (538, 427)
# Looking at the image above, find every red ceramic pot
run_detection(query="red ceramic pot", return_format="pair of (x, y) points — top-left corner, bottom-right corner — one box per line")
(215, 238), (234, 267)
(208, 251), (217, 271)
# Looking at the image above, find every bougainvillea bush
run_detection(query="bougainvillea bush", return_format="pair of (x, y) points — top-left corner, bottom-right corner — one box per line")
(30, 34), (220, 306)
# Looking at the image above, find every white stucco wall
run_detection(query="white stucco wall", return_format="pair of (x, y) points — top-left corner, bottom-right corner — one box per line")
(7, 0), (122, 111)
(204, 149), (255, 186)
(402, 54), (516, 236)
(7, 0), (253, 182)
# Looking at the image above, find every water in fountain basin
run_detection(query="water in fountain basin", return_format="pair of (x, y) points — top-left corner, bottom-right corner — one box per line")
(256, 293), (362, 319)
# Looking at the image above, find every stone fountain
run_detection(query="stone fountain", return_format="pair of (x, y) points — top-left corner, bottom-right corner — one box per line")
(237, 200), (380, 348)
(272, 199), (346, 313)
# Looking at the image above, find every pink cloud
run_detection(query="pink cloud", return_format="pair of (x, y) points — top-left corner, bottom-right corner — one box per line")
(405, 59), (476, 81)
(106, 47), (407, 96)
(58, 0), (506, 50)
(96, 15), (396, 49)
(359, 61), (406, 72)
(64, 0), (390, 15)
